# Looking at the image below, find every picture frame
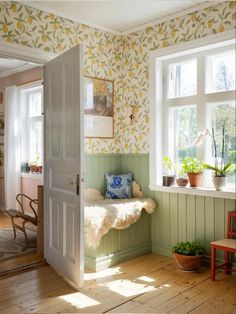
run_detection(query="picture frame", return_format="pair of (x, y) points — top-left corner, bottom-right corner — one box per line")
(84, 76), (114, 138)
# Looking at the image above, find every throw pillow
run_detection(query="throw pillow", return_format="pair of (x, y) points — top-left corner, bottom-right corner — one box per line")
(105, 173), (132, 199)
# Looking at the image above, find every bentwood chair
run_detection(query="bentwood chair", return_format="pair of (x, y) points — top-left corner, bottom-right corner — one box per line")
(6, 194), (38, 246)
(211, 211), (236, 280)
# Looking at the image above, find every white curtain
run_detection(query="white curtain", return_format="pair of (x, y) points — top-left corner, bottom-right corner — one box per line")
(4, 86), (21, 210)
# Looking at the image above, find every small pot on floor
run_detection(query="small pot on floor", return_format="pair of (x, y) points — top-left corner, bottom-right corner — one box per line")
(173, 253), (203, 272)
(213, 176), (226, 191)
(163, 176), (175, 186)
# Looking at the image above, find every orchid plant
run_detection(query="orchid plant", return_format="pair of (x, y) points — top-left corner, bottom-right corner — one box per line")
(195, 126), (234, 177)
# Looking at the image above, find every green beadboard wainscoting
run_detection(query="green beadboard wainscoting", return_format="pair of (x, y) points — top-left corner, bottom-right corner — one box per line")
(84, 154), (152, 270)
(85, 154), (235, 266)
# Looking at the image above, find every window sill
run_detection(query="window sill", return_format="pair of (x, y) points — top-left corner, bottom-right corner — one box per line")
(149, 185), (235, 200)
(21, 172), (43, 180)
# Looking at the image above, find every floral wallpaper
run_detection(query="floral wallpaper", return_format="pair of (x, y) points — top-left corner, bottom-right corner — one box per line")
(121, 1), (236, 153)
(0, 1), (235, 154)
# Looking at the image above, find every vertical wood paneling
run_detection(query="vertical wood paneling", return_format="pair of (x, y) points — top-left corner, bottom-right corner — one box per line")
(170, 193), (178, 246)
(162, 192), (170, 246)
(186, 195), (196, 242)
(85, 154), (235, 264)
(195, 196), (205, 244)
(152, 191), (162, 245)
(205, 197), (215, 254)
(214, 198), (225, 240)
(178, 194), (187, 242)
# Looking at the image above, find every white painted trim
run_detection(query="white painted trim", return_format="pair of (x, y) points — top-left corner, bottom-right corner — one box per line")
(20, 1), (222, 35)
(149, 30), (236, 191)
(149, 185), (236, 200)
(0, 39), (57, 64)
(122, 1), (221, 35)
(0, 64), (36, 79)
(150, 29), (236, 59)
(21, 1), (121, 35)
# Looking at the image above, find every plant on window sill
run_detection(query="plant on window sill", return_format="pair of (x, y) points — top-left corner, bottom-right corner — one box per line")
(162, 156), (175, 186)
(181, 157), (205, 188)
(201, 127), (235, 191)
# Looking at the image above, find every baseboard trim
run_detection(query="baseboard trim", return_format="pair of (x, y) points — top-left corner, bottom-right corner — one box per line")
(85, 242), (151, 272)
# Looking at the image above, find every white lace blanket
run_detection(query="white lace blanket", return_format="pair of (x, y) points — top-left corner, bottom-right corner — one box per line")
(84, 198), (156, 249)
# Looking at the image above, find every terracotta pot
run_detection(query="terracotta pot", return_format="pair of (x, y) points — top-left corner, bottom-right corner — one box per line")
(38, 166), (43, 174)
(213, 176), (226, 191)
(162, 176), (175, 186)
(187, 172), (203, 187)
(176, 178), (188, 187)
(173, 253), (203, 272)
(30, 165), (36, 173)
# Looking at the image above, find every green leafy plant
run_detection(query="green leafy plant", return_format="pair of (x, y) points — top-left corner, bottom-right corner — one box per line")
(181, 157), (204, 174)
(163, 156), (173, 176)
(204, 163), (234, 177)
(172, 241), (204, 256)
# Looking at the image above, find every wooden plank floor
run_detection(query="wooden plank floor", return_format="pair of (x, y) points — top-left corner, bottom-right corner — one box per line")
(0, 212), (43, 275)
(0, 253), (235, 313)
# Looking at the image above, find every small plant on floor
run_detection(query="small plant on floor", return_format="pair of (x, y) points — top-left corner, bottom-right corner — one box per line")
(172, 241), (204, 272)
(162, 156), (175, 186)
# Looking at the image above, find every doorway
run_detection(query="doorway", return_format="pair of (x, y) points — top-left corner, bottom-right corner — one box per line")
(0, 42), (85, 288)
(0, 57), (44, 274)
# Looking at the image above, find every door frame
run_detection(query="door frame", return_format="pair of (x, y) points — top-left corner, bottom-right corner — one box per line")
(0, 41), (85, 282)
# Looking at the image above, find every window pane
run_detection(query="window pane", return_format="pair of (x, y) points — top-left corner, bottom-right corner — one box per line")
(168, 59), (197, 98)
(29, 120), (42, 164)
(209, 102), (236, 186)
(206, 51), (235, 93)
(29, 92), (42, 117)
(169, 106), (197, 163)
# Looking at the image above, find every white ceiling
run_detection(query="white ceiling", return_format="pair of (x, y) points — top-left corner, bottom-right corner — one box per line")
(0, 58), (36, 78)
(23, 1), (213, 34)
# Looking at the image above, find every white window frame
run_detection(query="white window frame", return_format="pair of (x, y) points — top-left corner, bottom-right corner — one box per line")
(149, 29), (236, 199)
(20, 83), (43, 165)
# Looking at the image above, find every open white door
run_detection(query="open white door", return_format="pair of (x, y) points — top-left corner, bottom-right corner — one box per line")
(44, 45), (84, 288)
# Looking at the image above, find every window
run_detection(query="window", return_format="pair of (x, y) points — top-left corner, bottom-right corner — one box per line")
(150, 33), (236, 192)
(21, 85), (43, 166)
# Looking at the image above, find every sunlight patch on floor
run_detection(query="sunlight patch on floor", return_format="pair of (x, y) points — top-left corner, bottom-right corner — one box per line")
(84, 267), (121, 280)
(100, 279), (156, 297)
(137, 276), (155, 283)
(59, 292), (100, 309)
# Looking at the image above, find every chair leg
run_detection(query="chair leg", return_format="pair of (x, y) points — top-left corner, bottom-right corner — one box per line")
(22, 221), (28, 246)
(11, 218), (16, 238)
(211, 245), (216, 281)
(224, 251), (231, 275)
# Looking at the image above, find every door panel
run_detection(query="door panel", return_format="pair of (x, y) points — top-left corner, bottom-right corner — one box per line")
(44, 45), (84, 288)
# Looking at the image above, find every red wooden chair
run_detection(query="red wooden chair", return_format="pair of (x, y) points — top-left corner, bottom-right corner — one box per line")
(211, 211), (236, 281)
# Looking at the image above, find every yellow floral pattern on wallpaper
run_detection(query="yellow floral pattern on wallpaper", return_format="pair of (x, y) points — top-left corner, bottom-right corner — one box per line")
(0, 1), (235, 154)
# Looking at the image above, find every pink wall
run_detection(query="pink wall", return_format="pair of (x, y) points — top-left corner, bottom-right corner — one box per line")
(0, 66), (43, 94)
(21, 176), (43, 214)
(0, 67), (43, 210)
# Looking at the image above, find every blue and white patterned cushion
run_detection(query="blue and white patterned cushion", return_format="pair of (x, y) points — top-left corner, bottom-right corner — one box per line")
(105, 173), (132, 199)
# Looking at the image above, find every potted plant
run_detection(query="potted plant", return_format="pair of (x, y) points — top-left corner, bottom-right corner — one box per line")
(172, 241), (204, 272)
(204, 127), (235, 191)
(181, 157), (204, 187)
(162, 156), (175, 186)
(176, 163), (188, 187)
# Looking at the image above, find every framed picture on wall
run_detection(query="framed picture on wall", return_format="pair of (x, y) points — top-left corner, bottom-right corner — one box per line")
(84, 76), (114, 138)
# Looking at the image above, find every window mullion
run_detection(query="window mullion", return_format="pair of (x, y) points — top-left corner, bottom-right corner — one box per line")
(196, 54), (206, 161)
